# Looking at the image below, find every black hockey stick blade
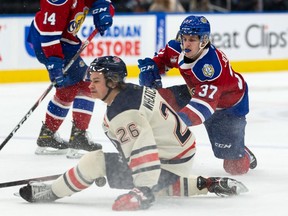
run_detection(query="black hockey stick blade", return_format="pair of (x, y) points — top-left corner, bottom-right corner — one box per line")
(0, 174), (61, 188)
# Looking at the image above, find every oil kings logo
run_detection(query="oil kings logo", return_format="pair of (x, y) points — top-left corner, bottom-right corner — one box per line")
(202, 64), (214, 78)
(68, 8), (89, 35)
(245, 24), (287, 55)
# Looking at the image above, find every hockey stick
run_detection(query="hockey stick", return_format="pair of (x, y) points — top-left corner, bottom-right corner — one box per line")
(0, 173), (106, 188)
(0, 29), (98, 151)
(0, 174), (61, 188)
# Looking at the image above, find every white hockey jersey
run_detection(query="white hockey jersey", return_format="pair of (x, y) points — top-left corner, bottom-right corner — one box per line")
(102, 83), (196, 188)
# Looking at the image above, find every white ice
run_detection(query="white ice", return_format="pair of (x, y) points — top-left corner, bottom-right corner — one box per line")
(0, 72), (288, 216)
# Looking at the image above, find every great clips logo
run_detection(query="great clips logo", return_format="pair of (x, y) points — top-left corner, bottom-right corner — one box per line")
(245, 24), (287, 54)
(211, 23), (287, 55)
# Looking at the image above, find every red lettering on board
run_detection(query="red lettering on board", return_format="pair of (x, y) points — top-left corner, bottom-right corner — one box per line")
(81, 40), (141, 57)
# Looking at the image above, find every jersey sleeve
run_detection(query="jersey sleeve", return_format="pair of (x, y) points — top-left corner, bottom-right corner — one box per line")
(33, 0), (74, 58)
(153, 39), (182, 74)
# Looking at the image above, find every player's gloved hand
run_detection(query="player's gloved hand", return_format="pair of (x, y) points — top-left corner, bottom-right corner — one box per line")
(112, 187), (155, 211)
(45, 57), (65, 88)
(138, 58), (162, 89)
(91, 0), (114, 36)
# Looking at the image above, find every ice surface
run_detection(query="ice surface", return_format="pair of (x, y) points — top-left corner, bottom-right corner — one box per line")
(1, 72), (288, 216)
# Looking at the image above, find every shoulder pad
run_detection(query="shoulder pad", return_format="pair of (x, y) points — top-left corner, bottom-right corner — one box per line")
(167, 40), (182, 53)
(193, 47), (222, 82)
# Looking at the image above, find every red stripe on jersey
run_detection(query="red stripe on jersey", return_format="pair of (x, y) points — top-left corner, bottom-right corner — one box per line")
(172, 141), (196, 160)
(42, 43), (64, 59)
(67, 168), (87, 190)
(129, 153), (159, 169)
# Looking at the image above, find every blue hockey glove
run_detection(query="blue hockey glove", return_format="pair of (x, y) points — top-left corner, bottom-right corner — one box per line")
(138, 58), (162, 89)
(91, 0), (114, 36)
(45, 57), (65, 88)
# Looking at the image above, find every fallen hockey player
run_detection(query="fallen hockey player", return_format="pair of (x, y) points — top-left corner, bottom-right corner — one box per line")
(19, 56), (248, 211)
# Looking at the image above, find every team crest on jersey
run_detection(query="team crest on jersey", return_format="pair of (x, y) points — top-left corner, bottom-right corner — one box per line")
(170, 56), (178, 64)
(202, 64), (214, 78)
(68, 8), (89, 35)
(47, 0), (68, 6)
(79, 60), (86, 68)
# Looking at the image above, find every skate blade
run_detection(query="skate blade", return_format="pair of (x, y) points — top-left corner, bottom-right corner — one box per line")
(66, 148), (85, 159)
(14, 192), (20, 197)
(35, 147), (68, 155)
(228, 179), (249, 194)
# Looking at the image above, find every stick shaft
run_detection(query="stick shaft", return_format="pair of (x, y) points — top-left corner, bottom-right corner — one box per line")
(0, 174), (61, 188)
(0, 29), (98, 151)
(0, 84), (53, 150)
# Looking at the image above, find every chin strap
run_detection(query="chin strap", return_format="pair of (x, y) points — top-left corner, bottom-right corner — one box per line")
(101, 87), (113, 102)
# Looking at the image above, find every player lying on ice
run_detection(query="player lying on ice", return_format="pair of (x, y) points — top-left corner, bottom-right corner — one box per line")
(19, 56), (248, 211)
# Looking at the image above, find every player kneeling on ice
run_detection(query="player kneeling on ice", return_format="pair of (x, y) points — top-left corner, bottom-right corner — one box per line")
(19, 56), (248, 211)
(138, 15), (257, 175)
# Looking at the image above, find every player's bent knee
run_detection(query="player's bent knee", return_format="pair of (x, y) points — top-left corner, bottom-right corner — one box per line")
(223, 154), (250, 175)
(78, 150), (106, 179)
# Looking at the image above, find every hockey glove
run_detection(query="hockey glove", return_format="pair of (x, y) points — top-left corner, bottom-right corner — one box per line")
(112, 187), (155, 211)
(91, 0), (114, 36)
(45, 57), (65, 88)
(138, 58), (162, 89)
(197, 176), (248, 197)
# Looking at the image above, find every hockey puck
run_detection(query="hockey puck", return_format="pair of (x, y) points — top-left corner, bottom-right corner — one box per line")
(95, 177), (106, 187)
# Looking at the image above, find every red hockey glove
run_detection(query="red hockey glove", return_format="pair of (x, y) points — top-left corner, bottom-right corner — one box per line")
(112, 187), (155, 211)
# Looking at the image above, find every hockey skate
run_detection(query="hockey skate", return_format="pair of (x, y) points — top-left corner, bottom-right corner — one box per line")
(245, 146), (257, 169)
(19, 182), (58, 203)
(66, 123), (102, 159)
(197, 176), (248, 197)
(35, 123), (68, 155)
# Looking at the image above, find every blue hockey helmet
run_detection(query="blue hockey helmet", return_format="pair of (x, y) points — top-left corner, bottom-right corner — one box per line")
(179, 15), (210, 42)
(88, 56), (127, 83)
